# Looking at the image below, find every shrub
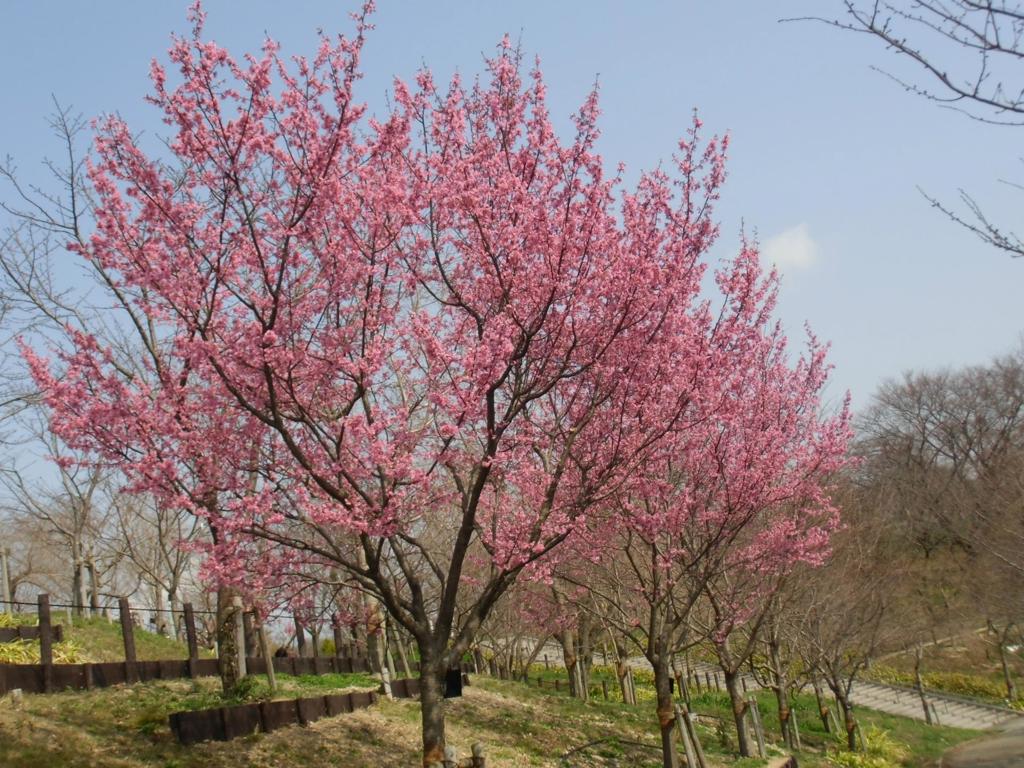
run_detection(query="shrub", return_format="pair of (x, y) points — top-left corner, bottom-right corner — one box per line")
(827, 725), (910, 768)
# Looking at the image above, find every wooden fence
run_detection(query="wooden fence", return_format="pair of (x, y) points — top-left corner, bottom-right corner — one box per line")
(0, 592), (371, 696)
(169, 690), (378, 745)
(0, 625), (64, 643)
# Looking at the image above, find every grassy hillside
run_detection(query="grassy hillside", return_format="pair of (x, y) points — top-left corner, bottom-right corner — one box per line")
(0, 669), (981, 768)
(1, 614), (212, 664)
(0, 616), (986, 767)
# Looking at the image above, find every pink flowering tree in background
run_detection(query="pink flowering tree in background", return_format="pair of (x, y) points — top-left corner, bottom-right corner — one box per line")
(560, 248), (852, 767)
(22, 5), (760, 762)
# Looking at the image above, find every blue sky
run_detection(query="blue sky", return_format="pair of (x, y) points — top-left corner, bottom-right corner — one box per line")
(2, 1), (1021, 412)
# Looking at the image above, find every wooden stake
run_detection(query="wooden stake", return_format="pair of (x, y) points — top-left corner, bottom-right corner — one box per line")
(675, 704), (698, 768)
(38, 594), (53, 693)
(118, 597), (138, 684)
(791, 706), (802, 750)
(231, 596), (246, 679)
(681, 705), (708, 768)
(748, 697), (766, 758)
(183, 602), (199, 678)
(0, 548), (11, 616)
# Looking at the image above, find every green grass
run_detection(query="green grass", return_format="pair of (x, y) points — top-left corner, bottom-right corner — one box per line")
(0, 628), (985, 768)
(483, 662), (981, 767)
(0, 671), (381, 768)
(67, 616), (212, 662)
(673, 688), (978, 767)
(1, 613), (215, 663)
(1, 614), (207, 664)
(0, 668), (983, 768)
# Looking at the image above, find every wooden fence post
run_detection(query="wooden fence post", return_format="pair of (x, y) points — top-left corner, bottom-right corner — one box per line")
(602, 680), (609, 700)
(38, 593), (53, 693)
(118, 597), (138, 684)
(1, 548), (12, 615)
(183, 602), (200, 679)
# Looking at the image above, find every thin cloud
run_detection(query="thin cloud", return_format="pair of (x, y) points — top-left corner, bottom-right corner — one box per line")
(763, 223), (819, 270)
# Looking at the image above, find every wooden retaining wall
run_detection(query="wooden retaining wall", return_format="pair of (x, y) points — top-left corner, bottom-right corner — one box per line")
(169, 690), (379, 745)
(385, 673), (471, 699)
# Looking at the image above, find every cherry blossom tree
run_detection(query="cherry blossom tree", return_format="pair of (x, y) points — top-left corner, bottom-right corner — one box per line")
(24, 5), (752, 761)
(603, 257), (851, 766)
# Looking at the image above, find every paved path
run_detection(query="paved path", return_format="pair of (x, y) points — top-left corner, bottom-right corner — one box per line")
(685, 661), (1021, 731)
(942, 718), (1024, 768)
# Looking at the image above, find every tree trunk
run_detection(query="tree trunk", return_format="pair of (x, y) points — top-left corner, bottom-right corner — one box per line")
(559, 629), (582, 698)
(769, 640), (793, 748)
(72, 550), (85, 618)
(811, 674), (831, 733)
(612, 635), (635, 704)
(392, 624), (412, 678)
(914, 646), (933, 725)
(723, 669), (753, 757)
(366, 619), (382, 673)
(168, 591), (181, 641)
(653, 655), (680, 768)
(836, 690), (858, 751)
(216, 585), (242, 694)
(520, 636), (547, 678)
(774, 682), (794, 749)
(154, 585), (168, 636)
(579, 615), (594, 693)
(418, 653), (447, 767)
(997, 633), (1018, 702)
(87, 557), (100, 615)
